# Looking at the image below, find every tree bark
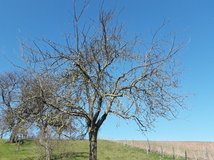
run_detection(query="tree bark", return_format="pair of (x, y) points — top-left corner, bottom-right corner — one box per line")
(0, 132), (3, 139)
(39, 137), (51, 160)
(9, 128), (18, 143)
(39, 125), (51, 160)
(45, 142), (51, 160)
(89, 129), (98, 160)
(1, 130), (5, 139)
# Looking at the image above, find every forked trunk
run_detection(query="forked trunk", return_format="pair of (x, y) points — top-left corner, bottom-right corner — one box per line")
(89, 130), (98, 160)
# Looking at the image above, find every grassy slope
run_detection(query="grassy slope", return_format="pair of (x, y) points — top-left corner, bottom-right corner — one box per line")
(0, 139), (184, 160)
(0, 140), (38, 160)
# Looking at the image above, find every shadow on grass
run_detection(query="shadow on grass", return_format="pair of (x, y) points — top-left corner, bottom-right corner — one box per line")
(54, 151), (88, 159)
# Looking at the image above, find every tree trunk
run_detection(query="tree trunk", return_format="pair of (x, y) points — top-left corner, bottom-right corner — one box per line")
(9, 128), (18, 143)
(39, 137), (51, 160)
(45, 142), (51, 160)
(39, 125), (51, 160)
(89, 130), (98, 160)
(0, 130), (4, 139)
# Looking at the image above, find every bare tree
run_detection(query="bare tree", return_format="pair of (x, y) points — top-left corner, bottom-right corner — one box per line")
(22, 3), (184, 160)
(20, 73), (53, 160)
(0, 70), (81, 158)
(19, 72), (62, 160)
(0, 114), (7, 139)
(19, 72), (82, 159)
(0, 72), (24, 143)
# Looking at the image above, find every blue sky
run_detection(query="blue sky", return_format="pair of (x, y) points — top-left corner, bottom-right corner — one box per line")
(1, 0), (214, 141)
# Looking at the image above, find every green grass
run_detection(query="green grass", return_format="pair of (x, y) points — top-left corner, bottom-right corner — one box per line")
(0, 139), (184, 160)
(0, 139), (39, 160)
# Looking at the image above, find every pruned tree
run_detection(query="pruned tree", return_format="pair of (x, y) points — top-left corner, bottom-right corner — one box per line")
(22, 2), (184, 160)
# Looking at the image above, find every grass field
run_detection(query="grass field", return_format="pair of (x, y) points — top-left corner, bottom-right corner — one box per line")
(0, 139), (185, 160)
(117, 140), (214, 160)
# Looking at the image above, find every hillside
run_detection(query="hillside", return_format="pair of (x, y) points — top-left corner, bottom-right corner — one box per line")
(0, 139), (184, 160)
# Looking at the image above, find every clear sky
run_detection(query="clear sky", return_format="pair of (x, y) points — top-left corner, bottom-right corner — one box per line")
(0, 0), (214, 141)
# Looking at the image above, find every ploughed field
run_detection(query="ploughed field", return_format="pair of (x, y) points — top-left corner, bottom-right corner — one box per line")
(116, 140), (214, 160)
(0, 139), (184, 160)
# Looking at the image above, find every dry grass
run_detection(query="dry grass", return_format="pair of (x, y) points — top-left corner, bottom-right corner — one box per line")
(116, 140), (214, 160)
